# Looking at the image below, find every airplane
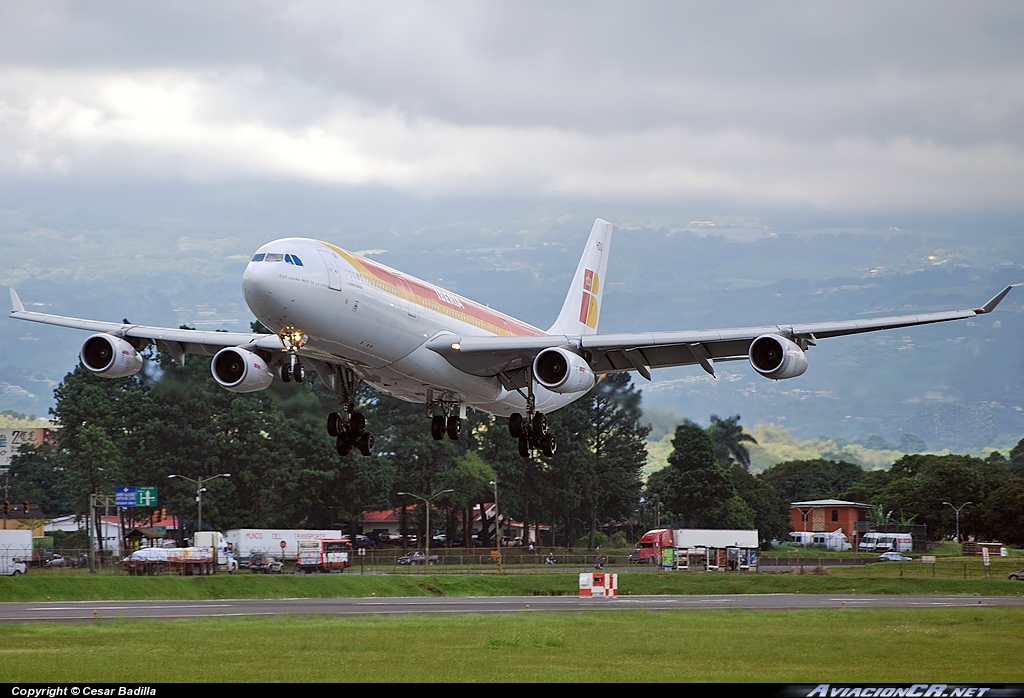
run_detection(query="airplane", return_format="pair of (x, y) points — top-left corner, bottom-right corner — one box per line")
(8, 218), (1018, 459)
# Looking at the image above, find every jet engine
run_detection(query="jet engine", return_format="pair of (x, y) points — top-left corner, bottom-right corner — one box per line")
(533, 347), (596, 394)
(748, 334), (808, 380)
(211, 347), (274, 393)
(80, 334), (143, 378)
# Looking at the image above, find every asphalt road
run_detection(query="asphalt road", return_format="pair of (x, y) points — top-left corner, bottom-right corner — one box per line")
(2, 594), (1023, 624)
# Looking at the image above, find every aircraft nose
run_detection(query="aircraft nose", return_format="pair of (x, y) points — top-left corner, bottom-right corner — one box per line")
(242, 255), (278, 303)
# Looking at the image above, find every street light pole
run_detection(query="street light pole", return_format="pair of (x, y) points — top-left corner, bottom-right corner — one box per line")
(168, 473), (231, 540)
(490, 479), (500, 571)
(396, 488), (453, 567)
(942, 501), (972, 552)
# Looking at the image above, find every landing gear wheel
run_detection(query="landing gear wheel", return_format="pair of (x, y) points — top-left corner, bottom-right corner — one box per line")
(518, 434), (530, 458)
(327, 412), (343, 437)
(281, 366), (291, 383)
(350, 412), (366, 435)
(358, 431), (375, 456)
(532, 412), (547, 436)
(509, 413), (523, 438)
(541, 432), (557, 457)
(292, 362), (305, 382)
(447, 415), (462, 441)
(431, 415), (446, 440)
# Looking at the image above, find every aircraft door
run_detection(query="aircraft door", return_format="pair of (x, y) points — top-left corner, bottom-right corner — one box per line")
(397, 276), (417, 318)
(318, 249), (343, 291)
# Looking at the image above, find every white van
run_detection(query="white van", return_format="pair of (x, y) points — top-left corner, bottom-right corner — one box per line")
(0, 556), (27, 576)
(858, 532), (913, 552)
(789, 530), (852, 551)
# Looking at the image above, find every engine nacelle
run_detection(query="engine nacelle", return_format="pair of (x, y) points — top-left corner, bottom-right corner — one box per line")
(80, 334), (143, 378)
(211, 347), (274, 393)
(533, 347), (596, 394)
(748, 334), (808, 380)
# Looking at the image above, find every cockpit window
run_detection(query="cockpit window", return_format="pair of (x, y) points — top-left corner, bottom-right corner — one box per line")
(251, 253), (266, 262)
(264, 253), (284, 262)
(291, 255), (303, 266)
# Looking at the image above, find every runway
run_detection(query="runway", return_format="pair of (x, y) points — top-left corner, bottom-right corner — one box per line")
(2, 593), (1023, 623)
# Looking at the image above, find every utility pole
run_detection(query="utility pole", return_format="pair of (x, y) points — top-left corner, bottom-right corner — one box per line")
(396, 488), (454, 569)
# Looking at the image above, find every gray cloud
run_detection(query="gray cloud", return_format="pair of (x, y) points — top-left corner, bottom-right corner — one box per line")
(1, 1), (1022, 212)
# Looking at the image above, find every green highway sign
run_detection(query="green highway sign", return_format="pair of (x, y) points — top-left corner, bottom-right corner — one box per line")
(115, 486), (158, 507)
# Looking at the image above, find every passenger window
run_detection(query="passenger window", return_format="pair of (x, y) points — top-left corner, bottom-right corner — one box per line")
(251, 253), (266, 262)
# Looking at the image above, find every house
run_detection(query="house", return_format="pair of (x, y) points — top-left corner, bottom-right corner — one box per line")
(790, 499), (873, 548)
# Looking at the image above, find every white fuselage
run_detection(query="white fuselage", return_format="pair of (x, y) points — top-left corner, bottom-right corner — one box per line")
(241, 238), (581, 416)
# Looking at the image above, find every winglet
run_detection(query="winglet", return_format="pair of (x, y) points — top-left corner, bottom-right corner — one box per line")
(10, 288), (24, 314)
(976, 284), (1020, 314)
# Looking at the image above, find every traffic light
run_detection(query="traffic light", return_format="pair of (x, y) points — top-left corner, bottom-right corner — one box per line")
(22, 501), (29, 514)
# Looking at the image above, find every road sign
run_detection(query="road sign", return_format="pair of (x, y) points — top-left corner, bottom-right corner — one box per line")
(115, 486), (159, 507)
(115, 487), (137, 507)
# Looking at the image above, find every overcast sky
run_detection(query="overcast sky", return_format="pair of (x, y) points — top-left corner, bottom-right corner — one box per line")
(0, 1), (1022, 220)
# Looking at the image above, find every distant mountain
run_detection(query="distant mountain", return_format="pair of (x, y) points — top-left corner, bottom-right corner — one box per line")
(2, 210), (1021, 450)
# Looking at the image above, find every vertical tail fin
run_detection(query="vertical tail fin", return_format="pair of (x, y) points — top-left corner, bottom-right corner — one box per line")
(547, 219), (613, 336)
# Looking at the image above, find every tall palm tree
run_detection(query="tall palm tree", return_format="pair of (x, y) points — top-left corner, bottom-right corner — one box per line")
(707, 414), (758, 471)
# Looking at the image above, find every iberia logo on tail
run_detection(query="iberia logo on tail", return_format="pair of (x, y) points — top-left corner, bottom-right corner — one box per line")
(579, 269), (599, 329)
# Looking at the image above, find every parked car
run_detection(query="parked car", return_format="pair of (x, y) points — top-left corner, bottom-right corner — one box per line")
(247, 551), (284, 574)
(45, 554), (66, 568)
(397, 550), (439, 565)
(877, 551), (912, 562)
(353, 534), (376, 549)
(1008, 569), (1024, 581)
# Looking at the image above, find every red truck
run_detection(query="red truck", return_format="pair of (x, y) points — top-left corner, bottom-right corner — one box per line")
(629, 528), (674, 565)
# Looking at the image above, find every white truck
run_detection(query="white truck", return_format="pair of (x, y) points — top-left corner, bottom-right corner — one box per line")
(0, 529), (31, 576)
(192, 531), (239, 573)
(225, 528), (343, 563)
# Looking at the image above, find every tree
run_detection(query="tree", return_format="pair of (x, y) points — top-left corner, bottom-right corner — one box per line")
(876, 454), (997, 540)
(730, 465), (789, 545)
(759, 459), (865, 504)
(707, 414), (757, 471)
(648, 420), (752, 529)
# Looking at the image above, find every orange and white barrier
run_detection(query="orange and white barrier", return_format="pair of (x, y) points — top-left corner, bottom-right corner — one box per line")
(579, 572), (618, 597)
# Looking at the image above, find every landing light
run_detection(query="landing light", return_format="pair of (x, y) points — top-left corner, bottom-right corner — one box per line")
(451, 343), (461, 351)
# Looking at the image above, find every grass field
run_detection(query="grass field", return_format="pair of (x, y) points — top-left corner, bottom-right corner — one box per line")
(1, 608), (1022, 682)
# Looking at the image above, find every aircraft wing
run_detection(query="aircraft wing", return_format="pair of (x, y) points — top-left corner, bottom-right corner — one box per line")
(428, 285), (1018, 380)
(9, 288), (286, 361)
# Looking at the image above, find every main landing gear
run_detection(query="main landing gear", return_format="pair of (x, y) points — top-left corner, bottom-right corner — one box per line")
(427, 393), (463, 442)
(508, 411), (557, 458)
(328, 409), (374, 457)
(322, 363), (374, 457)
